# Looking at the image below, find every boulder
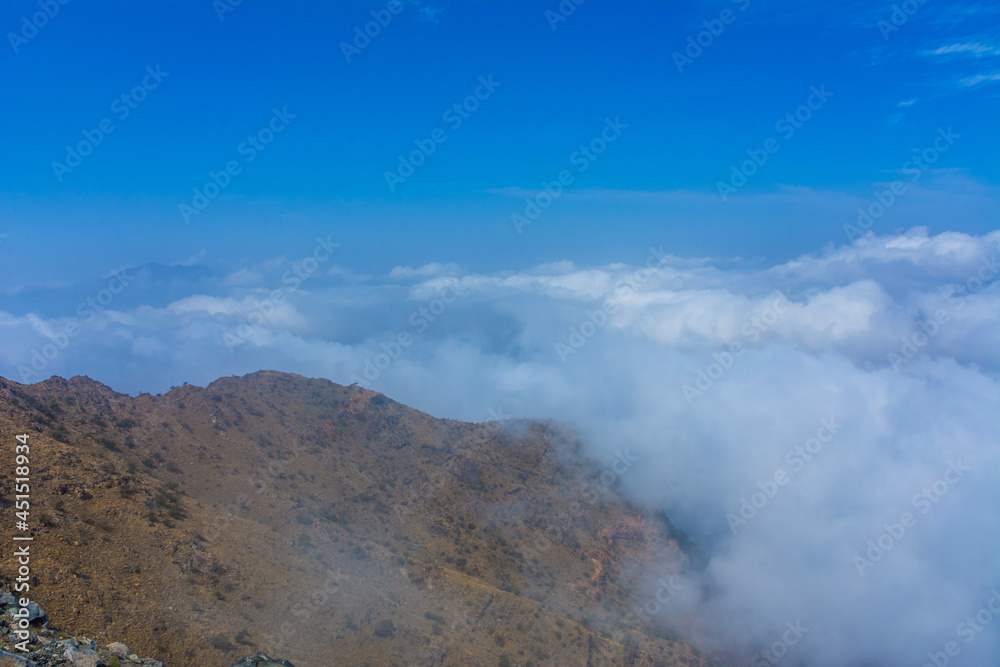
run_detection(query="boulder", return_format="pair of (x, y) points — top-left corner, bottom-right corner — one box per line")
(24, 602), (46, 625)
(64, 648), (98, 667)
(231, 654), (296, 667)
(106, 642), (130, 658)
(0, 650), (36, 667)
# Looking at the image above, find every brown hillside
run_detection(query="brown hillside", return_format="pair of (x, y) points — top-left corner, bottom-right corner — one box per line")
(0, 371), (714, 667)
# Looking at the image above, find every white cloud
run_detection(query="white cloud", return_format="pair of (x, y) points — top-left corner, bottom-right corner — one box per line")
(388, 262), (462, 279)
(166, 295), (247, 316)
(962, 72), (1000, 86)
(221, 268), (262, 286)
(927, 41), (1000, 56)
(2, 227), (999, 666)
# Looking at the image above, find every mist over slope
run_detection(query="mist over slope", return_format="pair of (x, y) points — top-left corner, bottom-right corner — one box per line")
(0, 371), (711, 666)
(2, 227), (999, 665)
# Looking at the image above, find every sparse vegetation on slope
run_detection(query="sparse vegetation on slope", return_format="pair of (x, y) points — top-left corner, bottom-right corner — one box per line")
(0, 372), (714, 667)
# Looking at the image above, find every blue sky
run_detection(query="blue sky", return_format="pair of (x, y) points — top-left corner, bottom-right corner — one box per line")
(1, 0), (998, 283)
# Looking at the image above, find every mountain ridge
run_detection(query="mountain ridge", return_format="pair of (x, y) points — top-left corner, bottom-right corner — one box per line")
(0, 370), (716, 666)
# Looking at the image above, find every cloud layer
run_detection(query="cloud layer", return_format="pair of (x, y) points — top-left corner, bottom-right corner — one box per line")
(2, 226), (999, 665)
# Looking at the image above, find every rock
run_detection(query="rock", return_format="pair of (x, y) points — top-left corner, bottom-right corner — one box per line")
(230, 653), (296, 667)
(0, 650), (36, 667)
(23, 603), (45, 625)
(106, 642), (130, 658)
(64, 648), (98, 667)
(0, 593), (163, 667)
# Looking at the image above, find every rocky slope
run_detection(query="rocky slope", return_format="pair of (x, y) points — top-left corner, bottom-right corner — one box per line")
(0, 371), (714, 666)
(0, 591), (294, 666)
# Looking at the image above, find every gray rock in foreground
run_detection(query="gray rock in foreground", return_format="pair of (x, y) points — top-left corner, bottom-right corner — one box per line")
(1, 591), (296, 667)
(230, 654), (296, 667)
